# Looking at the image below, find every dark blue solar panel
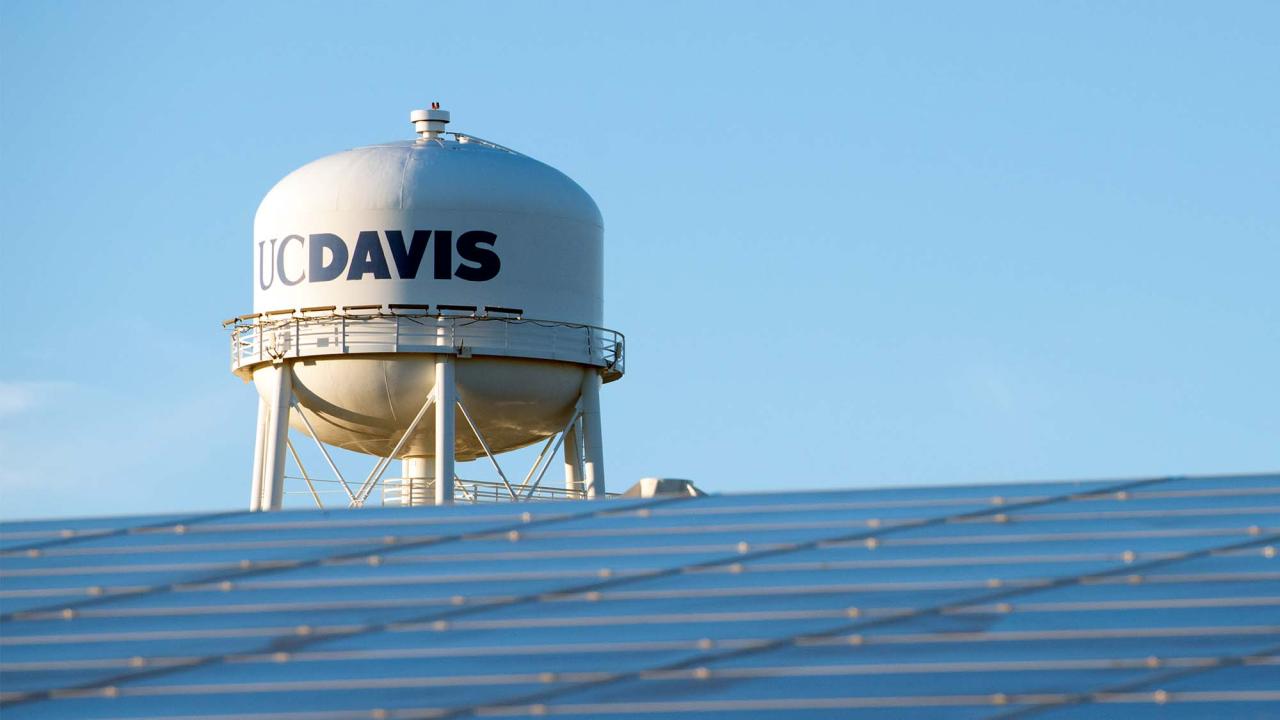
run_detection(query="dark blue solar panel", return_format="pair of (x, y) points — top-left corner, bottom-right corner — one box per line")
(2, 472), (1277, 719)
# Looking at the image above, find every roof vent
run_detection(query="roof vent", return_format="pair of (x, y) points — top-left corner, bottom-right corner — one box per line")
(623, 477), (705, 498)
(410, 103), (450, 139)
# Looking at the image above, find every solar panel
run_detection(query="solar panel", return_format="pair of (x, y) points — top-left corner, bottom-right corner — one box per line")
(2, 473), (1277, 719)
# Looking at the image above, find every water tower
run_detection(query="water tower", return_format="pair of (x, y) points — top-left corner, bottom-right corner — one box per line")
(224, 105), (623, 510)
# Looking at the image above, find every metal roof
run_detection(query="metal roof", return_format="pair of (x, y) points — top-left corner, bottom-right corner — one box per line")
(2, 472), (1278, 719)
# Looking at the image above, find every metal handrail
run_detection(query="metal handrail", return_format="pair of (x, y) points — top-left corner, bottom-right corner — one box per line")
(227, 310), (624, 381)
(381, 477), (619, 505)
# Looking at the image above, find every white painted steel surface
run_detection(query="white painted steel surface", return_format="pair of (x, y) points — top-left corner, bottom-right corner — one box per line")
(257, 365), (291, 511)
(252, 135), (601, 324)
(399, 457), (431, 507)
(580, 370), (606, 498)
(433, 356), (455, 506)
(232, 107), (623, 506)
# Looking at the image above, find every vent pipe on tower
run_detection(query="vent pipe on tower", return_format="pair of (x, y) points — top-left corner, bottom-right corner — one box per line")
(410, 103), (450, 139)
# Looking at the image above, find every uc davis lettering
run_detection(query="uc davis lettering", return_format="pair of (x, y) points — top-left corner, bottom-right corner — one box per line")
(258, 230), (500, 290)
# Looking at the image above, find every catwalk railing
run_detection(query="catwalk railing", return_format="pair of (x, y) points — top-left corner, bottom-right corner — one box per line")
(380, 477), (619, 505)
(225, 309), (624, 381)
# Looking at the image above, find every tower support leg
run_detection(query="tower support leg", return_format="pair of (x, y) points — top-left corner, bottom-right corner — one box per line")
(434, 356), (455, 505)
(258, 363), (293, 511)
(563, 422), (582, 497)
(579, 369), (606, 499)
(249, 397), (269, 511)
(402, 457), (432, 506)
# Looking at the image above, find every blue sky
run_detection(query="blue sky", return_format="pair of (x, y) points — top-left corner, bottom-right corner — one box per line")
(1, 1), (1276, 519)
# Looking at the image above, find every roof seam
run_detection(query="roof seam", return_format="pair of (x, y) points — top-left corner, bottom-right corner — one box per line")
(439, 530), (1280, 720)
(986, 640), (1280, 720)
(0, 510), (251, 556)
(0, 493), (698, 710)
(2, 473), (1181, 713)
(0, 496), (692, 623)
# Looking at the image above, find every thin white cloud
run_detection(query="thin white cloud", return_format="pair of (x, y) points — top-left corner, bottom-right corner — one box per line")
(0, 379), (250, 520)
(0, 381), (71, 418)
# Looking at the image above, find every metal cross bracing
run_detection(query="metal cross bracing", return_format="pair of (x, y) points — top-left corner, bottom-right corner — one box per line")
(1, 472), (1279, 719)
(242, 317), (615, 511)
(275, 388), (614, 510)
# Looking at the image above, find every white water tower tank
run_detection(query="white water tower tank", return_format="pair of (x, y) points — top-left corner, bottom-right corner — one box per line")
(227, 106), (623, 510)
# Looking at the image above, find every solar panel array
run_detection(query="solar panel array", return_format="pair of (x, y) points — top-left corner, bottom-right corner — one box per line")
(2, 472), (1278, 719)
